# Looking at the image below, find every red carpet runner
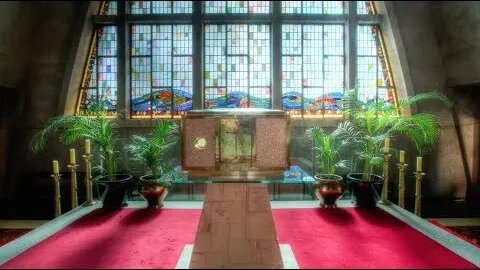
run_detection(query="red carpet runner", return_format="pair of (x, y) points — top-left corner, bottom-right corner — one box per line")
(1, 208), (201, 269)
(273, 208), (477, 269)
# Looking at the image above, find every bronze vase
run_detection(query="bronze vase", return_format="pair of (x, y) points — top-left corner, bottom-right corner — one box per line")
(314, 174), (344, 208)
(139, 175), (169, 209)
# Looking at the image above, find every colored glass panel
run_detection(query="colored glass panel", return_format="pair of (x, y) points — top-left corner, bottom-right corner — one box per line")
(282, 1), (344, 14)
(79, 25), (118, 114)
(128, 1), (192, 14)
(205, 1), (269, 13)
(105, 1), (117, 15)
(204, 24), (271, 108)
(357, 25), (392, 106)
(357, 1), (374, 14)
(282, 24), (344, 116)
(131, 24), (193, 118)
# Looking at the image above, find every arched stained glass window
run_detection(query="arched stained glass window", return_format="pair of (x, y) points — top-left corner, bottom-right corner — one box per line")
(76, 1), (397, 118)
(77, 2), (118, 116)
(356, 1), (397, 106)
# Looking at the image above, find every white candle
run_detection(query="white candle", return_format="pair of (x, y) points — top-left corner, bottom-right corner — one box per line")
(384, 138), (390, 153)
(399, 150), (405, 163)
(69, 148), (76, 164)
(416, 156), (422, 172)
(53, 160), (59, 174)
(85, 139), (91, 155)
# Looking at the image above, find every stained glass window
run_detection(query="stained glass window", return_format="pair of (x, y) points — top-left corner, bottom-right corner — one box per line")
(77, 1), (397, 118)
(282, 25), (345, 117)
(105, 1), (118, 15)
(204, 24), (271, 108)
(78, 25), (118, 115)
(357, 1), (374, 14)
(282, 1), (344, 14)
(204, 1), (270, 14)
(128, 1), (193, 14)
(357, 25), (394, 106)
(131, 24), (193, 118)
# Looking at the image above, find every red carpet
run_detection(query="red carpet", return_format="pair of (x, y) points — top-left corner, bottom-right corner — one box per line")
(272, 208), (478, 269)
(1, 208), (201, 269)
(0, 229), (31, 248)
(430, 220), (480, 249)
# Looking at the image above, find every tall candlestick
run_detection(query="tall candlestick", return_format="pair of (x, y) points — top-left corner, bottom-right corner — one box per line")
(416, 156), (422, 171)
(85, 139), (91, 155)
(384, 138), (390, 153)
(53, 160), (59, 174)
(399, 150), (405, 163)
(69, 149), (76, 164)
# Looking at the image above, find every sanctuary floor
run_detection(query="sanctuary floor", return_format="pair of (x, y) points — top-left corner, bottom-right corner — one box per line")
(0, 200), (479, 269)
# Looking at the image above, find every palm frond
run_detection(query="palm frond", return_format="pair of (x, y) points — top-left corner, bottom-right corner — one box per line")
(398, 91), (453, 110)
(125, 120), (179, 179)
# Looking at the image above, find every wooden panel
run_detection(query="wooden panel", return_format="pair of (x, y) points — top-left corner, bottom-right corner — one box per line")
(182, 117), (218, 170)
(255, 117), (288, 169)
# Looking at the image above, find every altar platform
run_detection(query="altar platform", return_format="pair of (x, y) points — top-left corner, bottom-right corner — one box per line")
(1, 199), (479, 269)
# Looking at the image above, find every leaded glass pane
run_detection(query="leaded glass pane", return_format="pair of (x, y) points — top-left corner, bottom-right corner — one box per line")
(357, 1), (374, 14)
(205, 1), (270, 14)
(129, 1), (151, 14)
(357, 25), (392, 104)
(173, 1), (193, 13)
(282, 1), (344, 14)
(131, 24), (193, 118)
(204, 24), (271, 108)
(128, 1), (192, 14)
(282, 24), (344, 116)
(79, 26), (118, 114)
(106, 1), (117, 15)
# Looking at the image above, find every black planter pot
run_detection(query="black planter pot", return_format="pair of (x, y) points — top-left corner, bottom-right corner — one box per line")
(96, 174), (133, 209)
(347, 173), (383, 208)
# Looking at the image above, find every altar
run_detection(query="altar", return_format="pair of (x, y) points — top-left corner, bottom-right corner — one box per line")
(181, 108), (289, 177)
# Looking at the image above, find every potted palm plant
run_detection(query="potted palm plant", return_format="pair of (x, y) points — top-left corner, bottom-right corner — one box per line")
(30, 103), (132, 209)
(305, 122), (357, 208)
(342, 89), (452, 208)
(126, 121), (178, 209)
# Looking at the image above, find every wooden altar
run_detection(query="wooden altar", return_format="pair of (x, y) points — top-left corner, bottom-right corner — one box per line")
(181, 108), (289, 176)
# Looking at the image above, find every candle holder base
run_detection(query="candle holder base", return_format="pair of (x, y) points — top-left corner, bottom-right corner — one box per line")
(83, 200), (97, 206)
(378, 199), (391, 205)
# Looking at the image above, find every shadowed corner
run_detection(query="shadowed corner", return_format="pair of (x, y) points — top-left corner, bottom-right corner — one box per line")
(68, 208), (122, 229)
(354, 207), (404, 228)
(314, 207), (355, 225)
(120, 208), (164, 225)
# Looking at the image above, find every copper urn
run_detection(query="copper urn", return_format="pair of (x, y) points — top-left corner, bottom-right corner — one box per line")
(314, 174), (344, 208)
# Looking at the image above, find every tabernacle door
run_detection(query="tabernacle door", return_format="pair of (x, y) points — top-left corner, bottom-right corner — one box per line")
(254, 117), (289, 170)
(182, 117), (218, 170)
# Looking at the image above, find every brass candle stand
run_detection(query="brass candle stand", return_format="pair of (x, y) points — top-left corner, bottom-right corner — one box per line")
(67, 163), (79, 209)
(379, 152), (392, 205)
(82, 153), (96, 206)
(414, 171), (425, 216)
(50, 172), (62, 218)
(397, 162), (408, 208)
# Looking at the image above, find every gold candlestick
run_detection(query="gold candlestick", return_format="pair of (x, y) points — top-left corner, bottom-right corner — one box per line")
(414, 171), (425, 216)
(67, 163), (79, 209)
(50, 172), (62, 218)
(397, 162), (408, 208)
(379, 152), (392, 205)
(82, 153), (96, 206)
